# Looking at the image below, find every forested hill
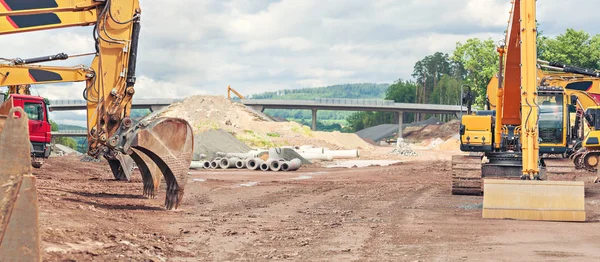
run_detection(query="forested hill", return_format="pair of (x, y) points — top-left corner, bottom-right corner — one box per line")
(248, 83), (389, 100)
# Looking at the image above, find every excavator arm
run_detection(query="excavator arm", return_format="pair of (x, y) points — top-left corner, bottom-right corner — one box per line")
(0, 0), (100, 35)
(0, 1), (192, 208)
(0, 63), (93, 86)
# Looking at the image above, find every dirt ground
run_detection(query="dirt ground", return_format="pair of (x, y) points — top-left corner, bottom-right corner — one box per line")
(35, 149), (600, 262)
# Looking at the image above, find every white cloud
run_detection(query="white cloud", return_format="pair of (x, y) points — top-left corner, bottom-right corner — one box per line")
(0, 0), (596, 102)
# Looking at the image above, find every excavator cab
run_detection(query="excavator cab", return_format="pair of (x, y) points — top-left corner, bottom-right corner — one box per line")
(538, 88), (568, 153)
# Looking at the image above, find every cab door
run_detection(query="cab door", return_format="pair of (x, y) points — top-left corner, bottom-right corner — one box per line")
(23, 101), (46, 143)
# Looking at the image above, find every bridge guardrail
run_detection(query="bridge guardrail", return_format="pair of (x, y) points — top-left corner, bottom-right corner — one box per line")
(313, 98), (395, 106)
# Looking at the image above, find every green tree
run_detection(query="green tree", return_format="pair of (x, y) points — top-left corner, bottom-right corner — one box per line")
(50, 120), (79, 150)
(451, 38), (499, 107)
(412, 52), (453, 104)
(538, 29), (600, 69)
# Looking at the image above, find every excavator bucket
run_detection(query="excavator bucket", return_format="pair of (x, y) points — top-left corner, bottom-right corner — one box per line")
(482, 179), (586, 221)
(0, 108), (41, 261)
(130, 148), (163, 199)
(120, 116), (193, 210)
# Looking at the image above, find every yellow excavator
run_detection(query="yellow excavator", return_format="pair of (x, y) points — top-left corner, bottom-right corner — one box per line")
(453, 0), (585, 221)
(0, 61), (148, 182)
(486, 68), (600, 159)
(0, 1), (193, 259)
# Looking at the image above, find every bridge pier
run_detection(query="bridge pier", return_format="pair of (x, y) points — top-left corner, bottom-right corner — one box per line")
(311, 109), (317, 131)
(250, 105), (264, 112)
(149, 105), (166, 112)
(397, 111), (403, 141)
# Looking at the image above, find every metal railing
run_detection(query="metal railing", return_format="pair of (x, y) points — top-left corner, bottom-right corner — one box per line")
(48, 98), (184, 106)
(313, 98), (395, 105)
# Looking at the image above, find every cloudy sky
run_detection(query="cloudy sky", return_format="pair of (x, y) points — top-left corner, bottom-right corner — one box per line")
(1, 0), (598, 126)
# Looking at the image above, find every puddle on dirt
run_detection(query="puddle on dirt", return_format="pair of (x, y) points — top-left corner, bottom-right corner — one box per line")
(459, 203), (483, 210)
(291, 175), (312, 180)
(192, 178), (206, 182)
(326, 160), (401, 168)
(237, 182), (259, 187)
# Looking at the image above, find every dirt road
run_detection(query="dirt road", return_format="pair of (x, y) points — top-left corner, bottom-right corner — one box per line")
(35, 151), (600, 261)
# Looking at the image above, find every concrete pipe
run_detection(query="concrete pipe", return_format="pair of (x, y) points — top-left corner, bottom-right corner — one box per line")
(299, 153), (334, 161)
(324, 149), (359, 159)
(281, 158), (302, 171)
(190, 161), (205, 169)
(247, 158), (263, 170)
(220, 157), (239, 169)
(199, 154), (207, 160)
(235, 159), (247, 169)
(298, 145), (314, 150)
(268, 148), (284, 160)
(260, 162), (271, 171)
(202, 161), (212, 169)
(210, 160), (220, 169)
(301, 148), (325, 154)
(216, 151), (262, 159)
(268, 159), (284, 172)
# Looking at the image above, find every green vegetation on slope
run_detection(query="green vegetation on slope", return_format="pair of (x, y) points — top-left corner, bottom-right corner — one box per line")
(251, 83), (388, 129)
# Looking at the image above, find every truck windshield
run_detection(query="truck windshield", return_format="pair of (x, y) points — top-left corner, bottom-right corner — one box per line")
(538, 94), (563, 144)
(24, 102), (43, 121)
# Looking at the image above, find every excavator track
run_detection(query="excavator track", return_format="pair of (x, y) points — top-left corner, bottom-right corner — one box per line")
(543, 157), (582, 175)
(451, 155), (483, 195)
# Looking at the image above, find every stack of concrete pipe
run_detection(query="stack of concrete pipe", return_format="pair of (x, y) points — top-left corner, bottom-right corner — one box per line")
(189, 145), (360, 171)
(189, 152), (302, 172)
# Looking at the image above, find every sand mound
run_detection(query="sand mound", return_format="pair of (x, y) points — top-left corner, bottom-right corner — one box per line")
(160, 95), (370, 151)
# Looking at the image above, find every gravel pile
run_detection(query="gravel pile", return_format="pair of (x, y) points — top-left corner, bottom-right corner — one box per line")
(389, 142), (418, 156)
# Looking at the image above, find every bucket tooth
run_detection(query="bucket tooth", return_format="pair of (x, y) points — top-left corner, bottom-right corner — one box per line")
(130, 148), (163, 199)
(123, 117), (193, 210)
(105, 150), (134, 181)
(0, 108), (41, 261)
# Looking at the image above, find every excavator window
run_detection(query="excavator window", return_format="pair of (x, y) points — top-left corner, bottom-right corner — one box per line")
(587, 108), (600, 130)
(24, 103), (43, 121)
(538, 94), (564, 144)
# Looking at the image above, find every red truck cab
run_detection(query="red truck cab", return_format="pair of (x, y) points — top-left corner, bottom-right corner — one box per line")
(0, 94), (52, 167)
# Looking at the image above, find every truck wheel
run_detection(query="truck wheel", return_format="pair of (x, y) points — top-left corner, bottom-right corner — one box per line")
(32, 161), (43, 169)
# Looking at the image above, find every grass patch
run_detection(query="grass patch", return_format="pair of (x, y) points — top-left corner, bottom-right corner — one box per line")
(236, 132), (279, 148)
(266, 132), (281, 137)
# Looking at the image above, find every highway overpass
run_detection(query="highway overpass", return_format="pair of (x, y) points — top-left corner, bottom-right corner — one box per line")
(48, 97), (469, 136)
(241, 98), (470, 134)
(48, 98), (183, 112)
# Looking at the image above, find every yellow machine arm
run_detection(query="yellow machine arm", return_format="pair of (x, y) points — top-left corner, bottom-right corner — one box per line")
(0, 0), (101, 35)
(227, 85), (245, 100)
(0, 0), (193, 210)
(0, 63), (93, 86)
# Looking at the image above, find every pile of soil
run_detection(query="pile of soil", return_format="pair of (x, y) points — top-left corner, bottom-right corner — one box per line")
(159, 95), (372, 151)
(403, 119), (460, 143)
